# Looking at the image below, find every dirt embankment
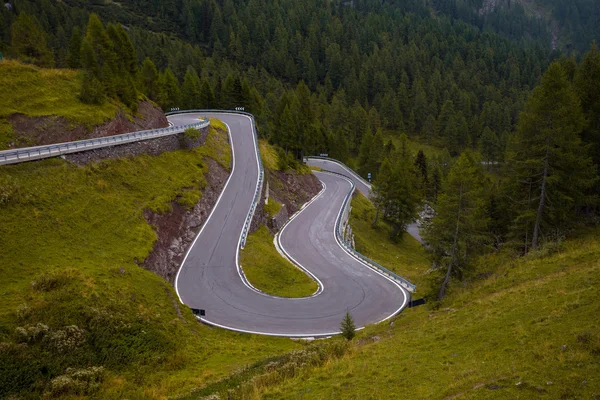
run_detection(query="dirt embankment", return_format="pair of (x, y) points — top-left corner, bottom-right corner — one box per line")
(143, 158), (229, 283)
(9, 101), (168, 147)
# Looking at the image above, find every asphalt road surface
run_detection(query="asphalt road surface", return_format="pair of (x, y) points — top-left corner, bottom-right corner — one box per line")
(306, 157), (423, 243)
(168, 112), (408, 336)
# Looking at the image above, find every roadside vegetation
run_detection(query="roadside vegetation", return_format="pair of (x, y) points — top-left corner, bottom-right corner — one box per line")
(241, 226), (318, 298)
(248, 229), (600, 399)
(240, 140), (318, 298)
(0, 60), (120, 149)
(0, 122), (301, 399)
(349, 192), (430, 291)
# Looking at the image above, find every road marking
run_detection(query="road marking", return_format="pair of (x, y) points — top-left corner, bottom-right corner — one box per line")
(174, 118), (237, 304)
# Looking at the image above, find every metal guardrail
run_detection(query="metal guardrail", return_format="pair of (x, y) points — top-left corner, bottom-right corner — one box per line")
(0, 119), (209, 166)
(322, 169), (417, 293)
(306, 156), (372, 189)
(166, 110), (263, 249)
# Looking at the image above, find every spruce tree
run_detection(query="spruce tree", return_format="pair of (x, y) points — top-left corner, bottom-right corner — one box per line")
(506, 62), (595, 251)
(340, 311), (356, 341)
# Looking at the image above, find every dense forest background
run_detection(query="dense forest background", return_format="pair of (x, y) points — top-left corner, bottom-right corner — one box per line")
(1, 0), (599, 298)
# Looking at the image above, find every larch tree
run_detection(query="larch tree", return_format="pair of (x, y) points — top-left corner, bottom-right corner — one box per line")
(423, 151), (489, 300)
(10, 13), (54, 68)
(506, 62), (595, 251)
(574, 43), (600, 215)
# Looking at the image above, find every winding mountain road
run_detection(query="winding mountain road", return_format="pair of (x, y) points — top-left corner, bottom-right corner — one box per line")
(306, 157), (423, 243)
(168, 112), (408, 337)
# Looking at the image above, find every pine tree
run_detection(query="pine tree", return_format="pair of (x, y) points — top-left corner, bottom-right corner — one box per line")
(340, 311), (356, 341)
(506, 62), (595, 251)
(423, 151), (489, 300)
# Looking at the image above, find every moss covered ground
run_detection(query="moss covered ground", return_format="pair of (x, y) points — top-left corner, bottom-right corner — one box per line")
(0, 122), (300, 399)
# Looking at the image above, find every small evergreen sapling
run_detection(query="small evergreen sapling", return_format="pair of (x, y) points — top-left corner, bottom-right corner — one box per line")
(340, 311), (356, 341)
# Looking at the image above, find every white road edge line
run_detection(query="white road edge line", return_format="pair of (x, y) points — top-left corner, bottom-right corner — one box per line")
(174, 118), (237, 304)
(314, 171), (410, 325)
(171, 113), (408, 337)
(272, 182), (328, 299)
(201, 172), (408, 337)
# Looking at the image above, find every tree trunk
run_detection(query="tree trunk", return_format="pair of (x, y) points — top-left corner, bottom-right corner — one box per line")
(372, 207), (380, 226)
(532, 139), (550, 250)
(438, 183), (463, 300)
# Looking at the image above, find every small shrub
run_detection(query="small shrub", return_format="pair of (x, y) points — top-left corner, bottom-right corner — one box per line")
(184, 127), (202, 141)
(44, 325), (86, 353)
(47, 366), (105, 396)
(340, 311), (356, 341)
(30, 270), (74, 292)
(15, 323), (49, 344)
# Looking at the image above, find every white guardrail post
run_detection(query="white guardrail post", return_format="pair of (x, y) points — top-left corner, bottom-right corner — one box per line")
(0, 119), (210, 166)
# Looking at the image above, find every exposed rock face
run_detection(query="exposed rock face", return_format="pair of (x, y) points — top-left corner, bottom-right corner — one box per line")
(9, 101), (168, 147)
(143, 158), (229, 283)
(253, 169), (322, 234)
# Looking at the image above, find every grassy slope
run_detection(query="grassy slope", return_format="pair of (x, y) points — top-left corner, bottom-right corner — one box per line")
(239, 140), (318, 298)
(0, 122), (300, 399)
(259, 229), (600, 399)
(241, 226), (318, 298)
(0, 60), (120, 149)
(350, 192), (430, 290)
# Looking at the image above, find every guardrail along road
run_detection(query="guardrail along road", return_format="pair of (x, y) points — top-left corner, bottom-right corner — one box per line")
(170, 112), (409, 337)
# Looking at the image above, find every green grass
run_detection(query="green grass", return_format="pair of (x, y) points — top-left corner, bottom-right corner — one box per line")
(263, 198), (282, 217)
(350, 191), (430, 291)
(259, 139), (278, 171)
(0, 61), (119, 148)
(254, 229), (600, 399)
(0, 123), (300, 399)
(240, 226), (318, 298)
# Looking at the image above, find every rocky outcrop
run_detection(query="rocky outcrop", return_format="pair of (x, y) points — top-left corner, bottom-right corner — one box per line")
(143, 158), (229, 283)
(253, 169), (322, 235)
(8, 101), (168, 148)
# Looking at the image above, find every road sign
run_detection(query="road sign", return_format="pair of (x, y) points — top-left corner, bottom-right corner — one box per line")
(367, 173), (371, 178)
(320, 153), (328, 157)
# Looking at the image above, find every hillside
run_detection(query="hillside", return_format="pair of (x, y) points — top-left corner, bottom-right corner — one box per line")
(234, 228), (600, 399)
(450, 0), (600, 52)
(0, 60), (167, 150)
(0, 122), (305, 399)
